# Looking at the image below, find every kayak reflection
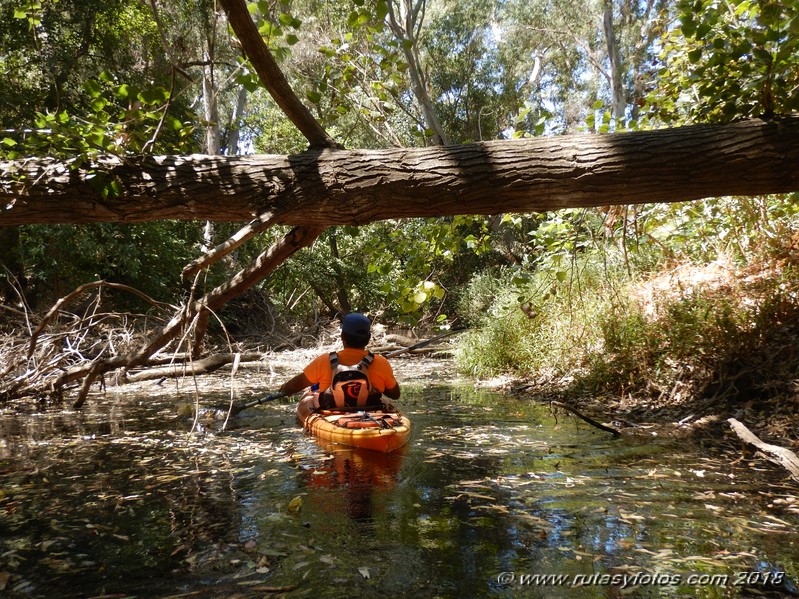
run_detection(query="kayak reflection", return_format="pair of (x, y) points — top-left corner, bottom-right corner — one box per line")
(301, 437), (407, 522)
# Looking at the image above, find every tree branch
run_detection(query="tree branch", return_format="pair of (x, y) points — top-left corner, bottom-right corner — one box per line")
(181, 210), (278, 278)
(218, 0), (338, 149)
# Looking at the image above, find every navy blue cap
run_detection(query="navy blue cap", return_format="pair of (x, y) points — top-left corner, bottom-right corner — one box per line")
(341, 313), (371, 338)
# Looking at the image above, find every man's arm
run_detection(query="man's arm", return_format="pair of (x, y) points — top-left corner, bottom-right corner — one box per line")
(383, 382), (401, 400)
(279, 372), (312, 396)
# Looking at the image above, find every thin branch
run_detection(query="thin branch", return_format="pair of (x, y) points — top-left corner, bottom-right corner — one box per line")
(551, 401), (621, 436)
(182, 210), (278, 278)
(27, 281), (175, 360)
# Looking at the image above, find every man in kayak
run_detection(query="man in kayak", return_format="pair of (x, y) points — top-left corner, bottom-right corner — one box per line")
(278, 313), (401, 408)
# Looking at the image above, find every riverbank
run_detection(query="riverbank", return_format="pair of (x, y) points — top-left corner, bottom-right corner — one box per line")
(452, 257), (799, 458)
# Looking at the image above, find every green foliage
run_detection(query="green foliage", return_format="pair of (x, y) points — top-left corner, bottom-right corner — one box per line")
(652, 0), (799, 122)
(242, 91), (310, 153)
(3, 0), (799, 359)
(580, 265), (799, 401)
(605, 195), (799, 266)
(247, 0), (305, 61)
(15, 222), (208, 309)
(300, 1), (416, 146)
(454, 254), (623, 378)
(258, 217), (495, 325)
(456, 196), (799, 409)
(1, 78), (197, 163)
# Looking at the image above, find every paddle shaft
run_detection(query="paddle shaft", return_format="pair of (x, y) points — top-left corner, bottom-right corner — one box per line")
(230, 391), (286, 415)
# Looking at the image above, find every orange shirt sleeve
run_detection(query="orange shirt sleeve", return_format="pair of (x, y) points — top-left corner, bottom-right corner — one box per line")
(366, 355), (397, 393)
(303, 353), (333, 390)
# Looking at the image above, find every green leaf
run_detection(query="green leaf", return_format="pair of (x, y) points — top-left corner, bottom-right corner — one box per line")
(687, 48), (703, 63)
(680, 15), (696, 37)
(90, 98), (107, 112)
(306, 90), (322, 103)
(758, 2), (783, 26)
(376, 0), (389, 20)
(138, 86), (169, 105)
(116, 84), (134, 99)
(753, 48), (773, 65)
(167, 116), (183, 131)
(84, 79), (102, 98)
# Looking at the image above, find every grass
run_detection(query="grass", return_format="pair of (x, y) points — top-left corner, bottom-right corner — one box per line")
(455, 250), (799, 419)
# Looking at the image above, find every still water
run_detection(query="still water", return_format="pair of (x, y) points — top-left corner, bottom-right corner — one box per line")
(1, 376), (798, 598)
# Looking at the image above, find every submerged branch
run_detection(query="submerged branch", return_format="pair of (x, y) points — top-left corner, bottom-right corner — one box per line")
(551, 401), (622, 437)
(727, 418), (799, 481)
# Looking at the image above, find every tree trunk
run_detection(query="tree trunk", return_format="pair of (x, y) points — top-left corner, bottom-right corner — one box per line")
(329, 230), (352, 314)
(3, 224), (325, 402)
(3, 117), (799, 227)
(386, 0), (449, 146)
(603, 0), (626, 120)
(218, 0), (336, 149)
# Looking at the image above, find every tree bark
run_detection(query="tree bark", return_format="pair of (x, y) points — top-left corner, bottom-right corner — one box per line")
(3, 116), (798, 227)
(728, 418), (799, 480)
(386, 0), (449, 146)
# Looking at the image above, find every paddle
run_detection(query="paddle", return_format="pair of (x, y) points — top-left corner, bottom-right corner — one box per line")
(224, 328), (466, 417)
(227, 391), (287, 417)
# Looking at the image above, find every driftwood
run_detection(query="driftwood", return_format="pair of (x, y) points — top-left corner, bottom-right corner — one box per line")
(727, 418), (799, 481)
(119, 352), (263, 384)
(550, 401), (622, 437)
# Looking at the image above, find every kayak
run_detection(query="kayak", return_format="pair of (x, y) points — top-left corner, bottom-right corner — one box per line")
(296, 391), (411, 453)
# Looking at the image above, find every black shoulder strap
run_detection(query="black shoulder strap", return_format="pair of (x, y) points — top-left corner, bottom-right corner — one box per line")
(329, 351), (339, 369)
(359, 351), (374, 369)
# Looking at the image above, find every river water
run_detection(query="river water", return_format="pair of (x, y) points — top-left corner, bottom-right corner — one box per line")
(1, 357), (798, 598)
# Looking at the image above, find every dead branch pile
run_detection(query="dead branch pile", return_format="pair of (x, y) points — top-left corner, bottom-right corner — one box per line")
(1, 223), (325, 409)
(1, 281), (177, 406)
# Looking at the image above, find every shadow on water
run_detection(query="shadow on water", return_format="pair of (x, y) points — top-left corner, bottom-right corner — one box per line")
(0, 382), (798, 598)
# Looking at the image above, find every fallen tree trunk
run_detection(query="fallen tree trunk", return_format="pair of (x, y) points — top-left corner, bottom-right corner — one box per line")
(3, 117), (799, 227)
(1, 224), (324, 405)
(727, 418), (799, 480)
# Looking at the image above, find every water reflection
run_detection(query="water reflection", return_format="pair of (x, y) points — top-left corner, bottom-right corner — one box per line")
(300, 438), (406, 522)
(0, 383), (797, 598)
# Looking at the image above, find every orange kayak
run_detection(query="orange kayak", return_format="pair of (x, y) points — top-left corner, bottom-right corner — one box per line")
(296, 391), (411, 453)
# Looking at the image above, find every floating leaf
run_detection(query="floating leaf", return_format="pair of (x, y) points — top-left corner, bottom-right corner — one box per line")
(287, 495), (303, 513)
